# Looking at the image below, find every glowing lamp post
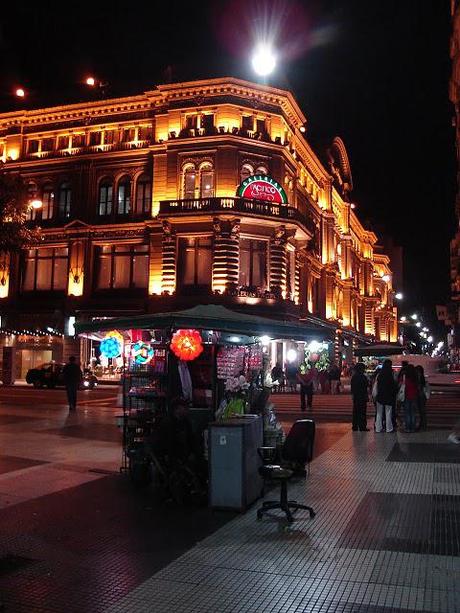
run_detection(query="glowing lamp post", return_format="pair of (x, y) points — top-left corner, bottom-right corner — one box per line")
(251, 44), (276, 77)
(15, 88), (25, 98)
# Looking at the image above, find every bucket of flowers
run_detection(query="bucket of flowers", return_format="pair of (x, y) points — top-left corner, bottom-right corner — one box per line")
(222, 375), (250, 418)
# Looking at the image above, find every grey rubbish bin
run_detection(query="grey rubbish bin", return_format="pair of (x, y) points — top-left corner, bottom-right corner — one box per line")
(209, 415), (263, 511)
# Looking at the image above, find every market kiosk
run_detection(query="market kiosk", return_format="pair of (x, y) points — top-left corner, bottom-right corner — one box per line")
(76, 305), (332, 508)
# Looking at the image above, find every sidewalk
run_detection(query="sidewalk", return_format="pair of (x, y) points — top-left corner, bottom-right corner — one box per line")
(0, 388), (459, 612)
(108, 428), (460, 613)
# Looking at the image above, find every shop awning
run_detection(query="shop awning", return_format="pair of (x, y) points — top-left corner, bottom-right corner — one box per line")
(354, 343), (405, 357)
(75, 304), (334, 342)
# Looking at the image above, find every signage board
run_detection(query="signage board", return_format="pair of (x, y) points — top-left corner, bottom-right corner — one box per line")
(236, 175), (287, 204)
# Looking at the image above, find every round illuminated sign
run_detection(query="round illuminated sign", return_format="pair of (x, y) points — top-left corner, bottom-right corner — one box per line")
(237, 175), (287, 204)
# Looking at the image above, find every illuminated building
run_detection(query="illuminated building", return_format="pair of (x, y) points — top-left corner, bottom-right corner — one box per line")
(0, 77), (397, 376)
(450, 1), (460, 355)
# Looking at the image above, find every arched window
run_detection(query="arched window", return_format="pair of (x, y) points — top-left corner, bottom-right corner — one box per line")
(135, 174), (151, 215)
(98, 179), (113, 216)
(117, 176), (131, 215)
(240, 164), (253, 183)
(41, 184), (55, 220)
(183, 165), (197, 199)
(255, 165), (268, 175)
(199, 163), (214, 198)
(58, 182), (71, 218)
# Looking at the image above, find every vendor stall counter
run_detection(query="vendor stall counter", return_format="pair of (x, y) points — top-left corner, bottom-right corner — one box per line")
(209, 415), (263, 511)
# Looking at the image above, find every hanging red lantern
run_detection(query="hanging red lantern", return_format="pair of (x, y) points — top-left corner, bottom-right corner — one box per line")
(170, 329), (203, 361)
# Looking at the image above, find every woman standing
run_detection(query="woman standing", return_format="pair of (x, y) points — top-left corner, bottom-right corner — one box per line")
(375, 360), (397, 433)
(351, 362), (369, 431)
(402, 364), (419, 433)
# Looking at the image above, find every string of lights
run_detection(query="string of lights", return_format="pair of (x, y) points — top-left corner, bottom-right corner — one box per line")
(0, 328), (64, 337)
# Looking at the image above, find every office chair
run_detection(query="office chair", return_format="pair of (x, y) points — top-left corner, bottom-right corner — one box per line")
(257, 419), (316, 523)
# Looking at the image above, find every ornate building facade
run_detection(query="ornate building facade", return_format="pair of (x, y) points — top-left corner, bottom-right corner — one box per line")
(0, 77), (397, 377)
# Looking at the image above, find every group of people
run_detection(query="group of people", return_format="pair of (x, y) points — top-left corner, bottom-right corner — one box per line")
(351, 360), (430, 433)
(271, 361), (342, 404)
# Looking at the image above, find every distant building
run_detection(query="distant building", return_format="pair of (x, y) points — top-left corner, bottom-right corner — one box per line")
(0, 77), (397, 379)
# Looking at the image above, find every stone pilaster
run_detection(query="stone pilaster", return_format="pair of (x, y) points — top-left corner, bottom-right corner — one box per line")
(161, 220), (176, 294)
(270, 226), (287, 297)
(212, 218), (240, 292)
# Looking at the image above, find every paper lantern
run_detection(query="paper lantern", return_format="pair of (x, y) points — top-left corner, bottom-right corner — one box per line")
(100, 335), (122, 359)
(170, 329), (203, 361)
(131, 341), (154, 364)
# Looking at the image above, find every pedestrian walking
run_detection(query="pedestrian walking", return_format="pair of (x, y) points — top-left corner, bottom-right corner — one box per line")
(328, 362), (341, 394)
(401, 364), (418, 433)
(415, 365), (429, 430)
(63, 356), (83, 411)
(351, 362), (370, 431)
(297, 364), (318, 411)
(374, 359), (397, 433)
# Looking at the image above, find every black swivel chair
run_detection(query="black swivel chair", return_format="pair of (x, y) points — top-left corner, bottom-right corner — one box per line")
(257, 419), (316, 523)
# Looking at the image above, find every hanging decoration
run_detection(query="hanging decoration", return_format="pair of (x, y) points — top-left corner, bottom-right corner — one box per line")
(100, 330), (123, 359)
(131, 341), (154, 364)
(170, 329), (203, 361)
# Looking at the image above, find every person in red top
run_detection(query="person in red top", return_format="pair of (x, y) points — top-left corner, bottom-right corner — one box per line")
(402, 364), (418, 432)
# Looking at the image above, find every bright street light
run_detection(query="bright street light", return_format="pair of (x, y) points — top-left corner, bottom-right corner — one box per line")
(395, 292), (403, 300)
(416, 321), (421, 328)
(29, 199), (43, 210)
(251, 44), (276, 76)
(411, 314), (418, 320)
(400, 316), (407, 322)
(85, 76), (96, 86)
(15, 88), (25, 98)
(427, 336), (433, 343)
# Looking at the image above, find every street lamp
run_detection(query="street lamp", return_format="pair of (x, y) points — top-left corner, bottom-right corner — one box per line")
(15, 88), (25, 98)
(251, 44), (276, 76)
(29, 199), (43, 210)
(411, 314), (418, 320)
(395, 292), (403, 300)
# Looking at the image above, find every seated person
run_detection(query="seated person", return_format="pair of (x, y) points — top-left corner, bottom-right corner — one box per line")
(147, 397), (207, 484)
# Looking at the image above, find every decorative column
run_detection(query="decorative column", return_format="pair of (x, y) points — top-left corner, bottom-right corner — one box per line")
(148, 232), (163, 295)
(294, 252), (301, 305)
(270, 226), (287, 297)
(161, 220), (177, 294)
(212, 218), (240, 293)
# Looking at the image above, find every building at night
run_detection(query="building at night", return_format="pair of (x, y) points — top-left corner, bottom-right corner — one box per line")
(450, 0), (460, 356)
(0, 77), (397, 379)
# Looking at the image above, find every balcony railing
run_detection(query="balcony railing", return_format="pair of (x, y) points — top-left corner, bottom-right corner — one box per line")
(159, 196), (316, 233)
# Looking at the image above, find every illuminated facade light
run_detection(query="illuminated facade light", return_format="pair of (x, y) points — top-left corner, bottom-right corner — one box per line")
(251, 44), (276, 76)
(395, 292), (403, 300)
(86, 77), (96, 86)
(15, 88), (25, 98)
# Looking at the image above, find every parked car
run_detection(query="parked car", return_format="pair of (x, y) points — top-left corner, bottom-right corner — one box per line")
(25, 363), (98, 389)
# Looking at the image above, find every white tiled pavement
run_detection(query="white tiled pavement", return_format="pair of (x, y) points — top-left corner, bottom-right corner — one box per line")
(107, 429), (460, 613)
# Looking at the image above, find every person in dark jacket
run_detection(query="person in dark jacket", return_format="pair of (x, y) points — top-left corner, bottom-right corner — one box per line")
(62, 356), (82, 411)
(351, 362), (369, 431)
(375, 359), (397, 433)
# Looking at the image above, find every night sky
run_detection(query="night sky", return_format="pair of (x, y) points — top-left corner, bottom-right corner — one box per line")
(0, 1), (456, 327)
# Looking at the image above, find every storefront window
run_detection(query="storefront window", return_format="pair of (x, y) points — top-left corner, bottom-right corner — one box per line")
(23, 247), (68, 291)
(239, 239), (267, 289)
(178, 237), (212, 287)
(96, 244), (148, 290)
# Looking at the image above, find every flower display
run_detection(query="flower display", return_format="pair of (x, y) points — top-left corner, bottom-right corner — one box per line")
(170, 329), (203, 361)
(225, 375), (250, 393)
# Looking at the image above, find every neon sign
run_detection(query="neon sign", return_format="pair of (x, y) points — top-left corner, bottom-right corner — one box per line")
(237, 175), (287, 204)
